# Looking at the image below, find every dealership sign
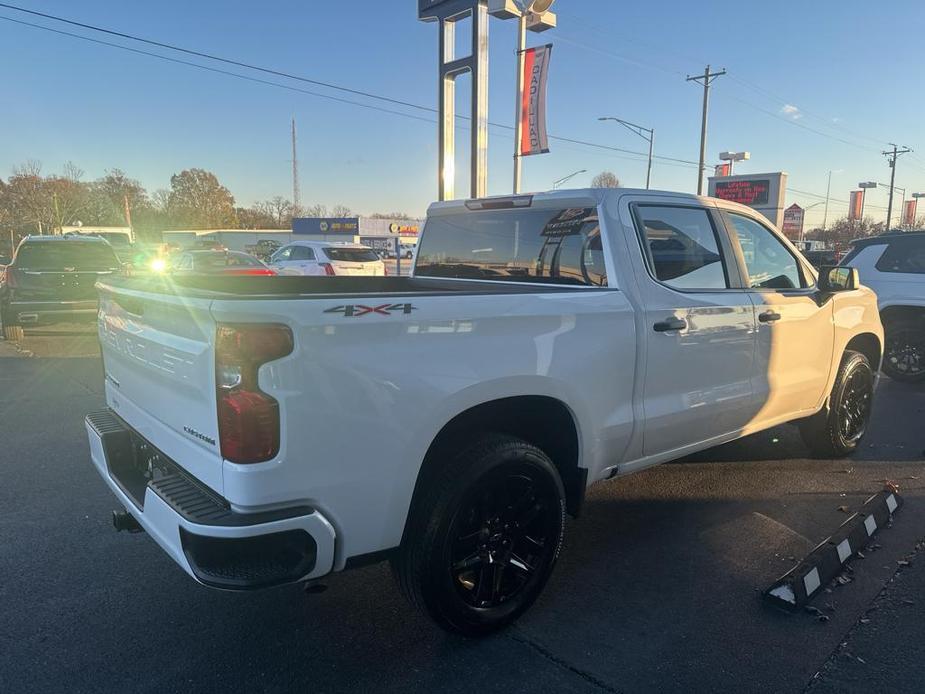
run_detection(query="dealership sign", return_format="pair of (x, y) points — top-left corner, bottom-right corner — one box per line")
(707, 172), (787, 228)
(848, 191), (864, 221)
(903, 199), (917, 227)
(781, 204), (805, 240)
(713, 179), (771, 206)
(292, 217), (359, 235)
(520, 44), (553, 156)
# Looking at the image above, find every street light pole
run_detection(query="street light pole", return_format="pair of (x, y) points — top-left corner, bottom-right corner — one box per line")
(552, 169), (587, 189)
(598, 116), (655, 188)
(823, 170), (833, 230)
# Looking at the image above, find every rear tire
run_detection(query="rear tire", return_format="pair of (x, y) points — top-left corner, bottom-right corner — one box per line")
(882, 319), (925, 383)
(799, 350), (874, 458)
(392, 434), (566, 636)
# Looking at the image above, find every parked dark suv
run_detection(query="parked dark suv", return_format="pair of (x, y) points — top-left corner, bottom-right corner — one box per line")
(0, 235), (121, 341)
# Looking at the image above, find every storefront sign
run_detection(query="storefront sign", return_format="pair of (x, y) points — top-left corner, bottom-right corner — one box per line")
(293, 217), (359, 235)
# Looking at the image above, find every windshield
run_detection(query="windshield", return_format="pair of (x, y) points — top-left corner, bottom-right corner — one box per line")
(324, 247), (380, 263)
(415, 207), (607, 287)
(14, 242), (120, 270)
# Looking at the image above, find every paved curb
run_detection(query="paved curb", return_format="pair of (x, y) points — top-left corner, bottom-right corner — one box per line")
(764, 490), (903, 610)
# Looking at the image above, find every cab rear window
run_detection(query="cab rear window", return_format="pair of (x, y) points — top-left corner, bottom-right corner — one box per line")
(14, 242), (120, 270)
(415, 207), (607, 287)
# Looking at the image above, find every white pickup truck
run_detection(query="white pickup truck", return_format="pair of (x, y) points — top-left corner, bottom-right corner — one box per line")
(86, 189), (883, 635)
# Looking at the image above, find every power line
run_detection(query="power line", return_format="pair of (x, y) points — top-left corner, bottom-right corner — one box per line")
(0, 10), (704, 172)
(0, 2), (436, 115)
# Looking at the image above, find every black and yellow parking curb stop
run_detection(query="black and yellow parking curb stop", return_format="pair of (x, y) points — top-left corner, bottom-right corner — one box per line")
(763, 490), (903, 610)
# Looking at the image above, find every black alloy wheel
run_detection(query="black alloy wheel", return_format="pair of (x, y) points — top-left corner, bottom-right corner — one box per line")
(837, 366), (873, 444)
(448, 467), (558, 610)
(883, 322), (925, 382)
(799, 350), (875, 458)
(392, 435), (566, 636)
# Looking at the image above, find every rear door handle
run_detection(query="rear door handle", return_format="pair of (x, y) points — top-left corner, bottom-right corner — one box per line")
(758, 311), (782, 323)
(653, 317), (687, 332)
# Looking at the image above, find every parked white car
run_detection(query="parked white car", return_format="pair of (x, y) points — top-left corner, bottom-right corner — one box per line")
(87, 188), (883, 635)
(841, 230), (925, 382)
(269, 241), (385, 277)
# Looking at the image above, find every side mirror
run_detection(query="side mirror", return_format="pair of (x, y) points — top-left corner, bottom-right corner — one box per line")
(818, 265), (859, 292)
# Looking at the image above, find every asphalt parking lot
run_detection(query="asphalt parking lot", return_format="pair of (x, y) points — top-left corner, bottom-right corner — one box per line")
(2, 324), (924, 693)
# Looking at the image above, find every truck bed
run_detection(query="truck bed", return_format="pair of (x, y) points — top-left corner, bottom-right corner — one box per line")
(102, 275), (605, 300)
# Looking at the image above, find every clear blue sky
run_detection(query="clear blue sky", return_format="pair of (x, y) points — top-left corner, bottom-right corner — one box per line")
(2, 0), (924, 225)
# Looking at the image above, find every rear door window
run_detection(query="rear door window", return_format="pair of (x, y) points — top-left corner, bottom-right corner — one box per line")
(324, 248), (380, 263)
(415, 207), (607, 286)
(634, 206), (728, 290)
(875, 237), (925, 274)
(14, 242), (120, 270)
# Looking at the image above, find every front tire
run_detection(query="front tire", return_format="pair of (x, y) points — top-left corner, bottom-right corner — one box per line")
(392, 434), (566, 636)
(882, 320), (925, 383)
(799, 350), (874, 458)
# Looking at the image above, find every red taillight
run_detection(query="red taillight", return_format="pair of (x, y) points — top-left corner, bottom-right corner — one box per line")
(215, 324), (293, 464)
(320, 262), (336, 276)
(225, 268), (276, 276)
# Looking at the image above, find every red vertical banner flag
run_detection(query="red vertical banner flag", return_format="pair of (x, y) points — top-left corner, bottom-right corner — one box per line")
(848, 190), (864, 221)
(714, 163), (731, 177)
(520, 44), (552, 157)
(903, 199), (917, 227)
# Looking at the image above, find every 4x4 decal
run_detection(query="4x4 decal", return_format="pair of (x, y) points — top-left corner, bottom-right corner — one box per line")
(324, 303), (417, 317)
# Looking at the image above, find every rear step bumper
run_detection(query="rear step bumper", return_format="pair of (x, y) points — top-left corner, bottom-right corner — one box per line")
(85, 410), (336, 590)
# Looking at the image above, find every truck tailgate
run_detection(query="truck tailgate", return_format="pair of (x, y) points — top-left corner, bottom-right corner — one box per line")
(97, 282), (224, 493)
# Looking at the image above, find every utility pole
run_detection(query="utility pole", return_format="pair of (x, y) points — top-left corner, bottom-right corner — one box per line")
(823, 170), (833, 230)
(882, 144), (912, 230)
(291, 117), (301, 216)
(686, 65), (726, 195)
(123, 195), (133, 235)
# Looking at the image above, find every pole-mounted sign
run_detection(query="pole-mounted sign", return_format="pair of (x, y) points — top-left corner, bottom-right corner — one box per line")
(519, 44), (552, 157)
(848, 190), (864, 221)
(420, 0), (556, 201)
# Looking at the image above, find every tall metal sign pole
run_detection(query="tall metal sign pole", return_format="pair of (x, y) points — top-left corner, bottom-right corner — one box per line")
(419, 0), (490, 201)
(512, 10), (528, 194)
(686, 65), (726, 195)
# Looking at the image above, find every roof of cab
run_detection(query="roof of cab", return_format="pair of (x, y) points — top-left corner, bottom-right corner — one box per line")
(849, 230), (925, 247)
(23, 234), (111, 243)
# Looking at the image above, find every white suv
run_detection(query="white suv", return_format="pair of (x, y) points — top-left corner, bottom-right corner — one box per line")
(842, 231), (925, 382)
(269, 241), (386, 277)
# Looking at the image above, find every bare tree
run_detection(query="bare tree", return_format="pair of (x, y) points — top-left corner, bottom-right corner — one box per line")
(303, 204), (328, 217)
(330, 204), (353, 218)
(591, 171), (620, 188)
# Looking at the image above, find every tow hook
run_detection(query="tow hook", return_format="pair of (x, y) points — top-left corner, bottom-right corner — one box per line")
(112, 509), (144, 533)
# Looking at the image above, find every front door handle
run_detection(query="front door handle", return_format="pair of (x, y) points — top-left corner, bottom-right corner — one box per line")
(653, 317), (688, 332)
(758, 310), (782, 323)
